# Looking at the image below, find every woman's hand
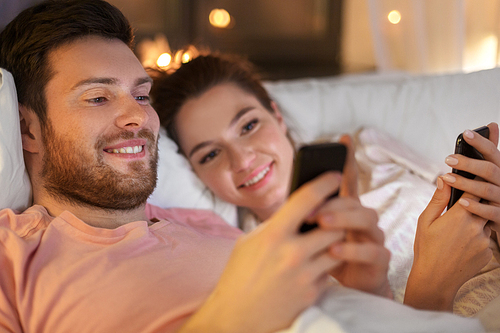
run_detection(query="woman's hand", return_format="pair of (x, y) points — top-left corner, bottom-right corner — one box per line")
(315, 196), (392, 298)
(405, 176), (492, 311)
(313, 135), (392, 298)
(179, 172), (347, 333)
(442, 122), (500, 242)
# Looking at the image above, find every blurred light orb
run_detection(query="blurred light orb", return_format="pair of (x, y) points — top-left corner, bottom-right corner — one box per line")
(388, 10), (401, 24)
(182, 52), (192, 63)
(156, 53), (172, 68)
(209, 8), (231, 28)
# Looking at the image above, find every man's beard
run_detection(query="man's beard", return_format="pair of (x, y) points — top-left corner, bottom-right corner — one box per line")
(40, 121), (158, 211)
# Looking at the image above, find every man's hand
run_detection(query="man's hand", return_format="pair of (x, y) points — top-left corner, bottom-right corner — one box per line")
(179, 172), (346, 333)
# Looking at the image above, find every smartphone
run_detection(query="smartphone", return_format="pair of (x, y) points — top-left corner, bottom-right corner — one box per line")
(447, 126), (490, 209)
(290, 142), (347, 233)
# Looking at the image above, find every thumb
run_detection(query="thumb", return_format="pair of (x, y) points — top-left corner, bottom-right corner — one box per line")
(487, 122), (499, 147)
(338, 134), (358, 199)
(418, 176), (450, 227)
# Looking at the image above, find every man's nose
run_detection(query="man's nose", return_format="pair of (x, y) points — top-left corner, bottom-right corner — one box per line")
(115, 96), (149, 131)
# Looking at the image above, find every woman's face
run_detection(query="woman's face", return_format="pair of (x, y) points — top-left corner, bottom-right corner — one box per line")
(175, 83), (295, 220)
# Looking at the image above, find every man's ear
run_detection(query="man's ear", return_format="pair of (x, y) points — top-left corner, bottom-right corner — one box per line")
(271, 101), (288, 133)
(19, 104), (42, 153)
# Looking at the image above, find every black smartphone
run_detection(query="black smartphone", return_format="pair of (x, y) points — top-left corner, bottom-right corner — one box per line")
(447, 126), (490, 209)
(290, 142), (347, 233)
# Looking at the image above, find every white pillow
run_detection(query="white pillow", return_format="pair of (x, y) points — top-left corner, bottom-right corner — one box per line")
(0, 68), (31, 211)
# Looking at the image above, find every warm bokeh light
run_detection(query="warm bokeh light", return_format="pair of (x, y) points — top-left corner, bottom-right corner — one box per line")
(209, 8), (231, 28)
(464, 35), (499, 72)
(388, 10), (401, 24)
(182, 52), (191, 63)
(156, 53), (172, 68)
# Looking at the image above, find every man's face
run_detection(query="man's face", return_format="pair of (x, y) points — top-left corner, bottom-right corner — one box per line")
(40, 36), (160, 210)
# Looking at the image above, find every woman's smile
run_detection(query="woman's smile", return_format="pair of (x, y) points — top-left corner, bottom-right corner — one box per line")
(239, 162), (274, 189)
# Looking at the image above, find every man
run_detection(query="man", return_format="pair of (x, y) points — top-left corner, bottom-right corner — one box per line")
(0, 1), (401, 332)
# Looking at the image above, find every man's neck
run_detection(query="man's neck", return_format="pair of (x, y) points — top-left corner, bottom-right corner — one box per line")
(34, 193), (149, 229)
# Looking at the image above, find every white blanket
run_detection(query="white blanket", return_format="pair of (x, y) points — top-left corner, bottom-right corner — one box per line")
(281, 285), (485, 333)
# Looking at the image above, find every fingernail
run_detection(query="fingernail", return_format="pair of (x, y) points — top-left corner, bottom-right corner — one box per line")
(464, 130), (474, 139)
(458, 198), (470, 207)
(443, 174), (456, 183)
(437, 177), (444, 190)
(330, 244), (342, 255)
(333, 172), (342, 181)
(445, 156), (459, 166)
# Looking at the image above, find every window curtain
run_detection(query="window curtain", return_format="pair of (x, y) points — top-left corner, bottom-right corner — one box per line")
(367, 0), (500, 74)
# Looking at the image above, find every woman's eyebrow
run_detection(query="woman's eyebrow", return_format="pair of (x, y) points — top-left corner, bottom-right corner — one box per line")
(229, 106), (255, 127)
(188, 106), (256, 158)
(188, 141), (213, 158)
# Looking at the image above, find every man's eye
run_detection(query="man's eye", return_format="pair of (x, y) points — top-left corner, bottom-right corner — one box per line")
(88, 97), (107, 104)
(200, 150), (220, 164)
(136, 95), (150, 102)
(242, 119), (258, 134)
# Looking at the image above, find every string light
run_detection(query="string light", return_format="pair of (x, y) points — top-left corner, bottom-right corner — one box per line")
(156, 53), (172, 68)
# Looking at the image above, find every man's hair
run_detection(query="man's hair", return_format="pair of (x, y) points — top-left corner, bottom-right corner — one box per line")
(0, 0), (133, 127)
(150, 54), (276, 151)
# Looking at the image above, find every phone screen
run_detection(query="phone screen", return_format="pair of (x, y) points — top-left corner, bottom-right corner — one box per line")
(447, 126), (489, 209)
(290, 142), (347, 232)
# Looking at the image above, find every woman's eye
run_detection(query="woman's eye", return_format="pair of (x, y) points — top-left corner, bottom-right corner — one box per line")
(242, 119), (259, 134)
(200, 149), (220, 164)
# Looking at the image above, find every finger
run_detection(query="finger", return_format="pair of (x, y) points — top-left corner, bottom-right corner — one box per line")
(329, 242), (391, 266)
(419, 176), (451, 227)
(270, 172), (341, 233)
(459, 198), (500, 231)
(295, 228), (346, 258)
(309, 251), (345, 277)
(315, 207), (383, 244)
(445, 155), (500, 187)
(442, 173), (500, 203)
(488, 122), (499, 147)
(338, 134), (358, 198)
(460, 125), (500, 167)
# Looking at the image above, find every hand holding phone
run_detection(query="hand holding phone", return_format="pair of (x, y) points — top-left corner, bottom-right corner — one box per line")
(447, 126), (490, 209)
(289, 142), (347, 233)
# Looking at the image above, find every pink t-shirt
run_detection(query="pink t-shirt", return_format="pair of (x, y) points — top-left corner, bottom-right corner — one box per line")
(0, 204), (242, 333)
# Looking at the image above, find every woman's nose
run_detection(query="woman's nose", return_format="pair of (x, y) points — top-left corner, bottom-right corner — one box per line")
(229, 145), (256, 172)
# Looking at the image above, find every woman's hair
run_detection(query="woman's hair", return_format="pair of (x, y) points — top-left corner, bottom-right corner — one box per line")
(0, 0), (133, 128)
(150, 54), (278, 151)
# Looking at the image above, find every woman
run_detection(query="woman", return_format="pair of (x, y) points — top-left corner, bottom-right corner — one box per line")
(150, 53), (500, 311)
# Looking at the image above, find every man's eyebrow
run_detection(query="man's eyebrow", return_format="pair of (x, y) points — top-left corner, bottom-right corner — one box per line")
(136, 76), (154, 86)
(188, 106), (255, 158)
(71, 77), (117, 90)
(71, 76), (153, 90)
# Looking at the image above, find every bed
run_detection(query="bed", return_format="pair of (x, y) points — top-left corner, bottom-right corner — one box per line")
(2, 67), (500, 332)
